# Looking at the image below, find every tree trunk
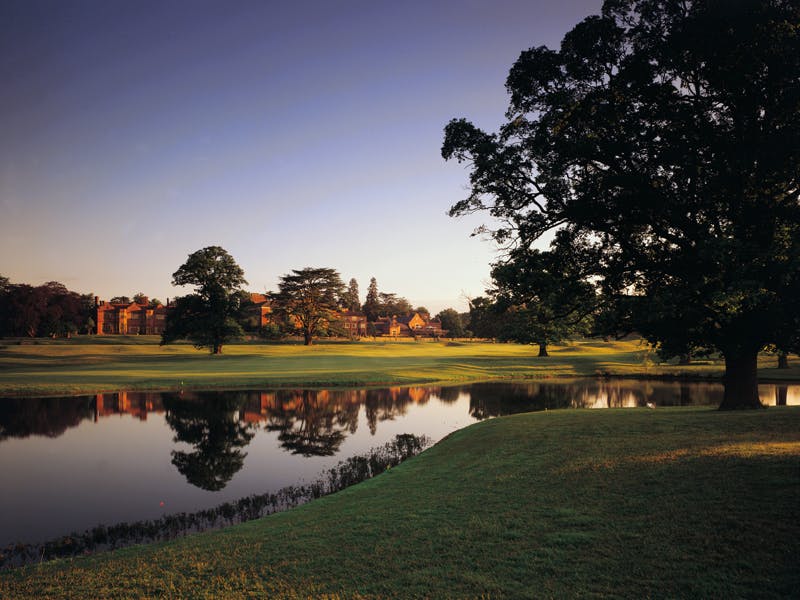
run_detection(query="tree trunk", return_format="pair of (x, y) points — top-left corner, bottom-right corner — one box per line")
(304, 332), (313, 346)
(775, 386), (788, 406)
(777, 352), (789, 369)
(213, 344), (222, 354)
(719, 350), (763, 410)
(678, 354), (691, 365)
(538, 343), (548, 357)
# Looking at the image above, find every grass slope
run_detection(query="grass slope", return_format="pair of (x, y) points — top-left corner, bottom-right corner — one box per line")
(1, 337), (797, 396)
(2, 407), (798, 598)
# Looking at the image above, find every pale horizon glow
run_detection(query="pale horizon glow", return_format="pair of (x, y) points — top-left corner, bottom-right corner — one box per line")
(0, 0), (602, 314)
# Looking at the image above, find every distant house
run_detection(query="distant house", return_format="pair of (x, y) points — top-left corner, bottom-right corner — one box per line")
(330, 310), (368, 338)
(373, 313), (448, 338)
(242, 293), (273, 330)
(95, 296), (168, 335)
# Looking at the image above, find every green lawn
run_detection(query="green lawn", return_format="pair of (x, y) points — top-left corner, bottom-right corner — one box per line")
(2, 407), (798, 598)
(1, 336), (797, 397)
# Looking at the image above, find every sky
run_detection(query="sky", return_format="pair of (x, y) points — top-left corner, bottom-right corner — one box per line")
(1, 0), (602, 314)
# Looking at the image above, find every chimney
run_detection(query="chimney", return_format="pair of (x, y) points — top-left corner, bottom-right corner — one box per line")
(94, 296), (99, 307)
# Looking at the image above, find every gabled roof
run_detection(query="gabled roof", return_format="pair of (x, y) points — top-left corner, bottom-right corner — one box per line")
(249, 293), (270, 305)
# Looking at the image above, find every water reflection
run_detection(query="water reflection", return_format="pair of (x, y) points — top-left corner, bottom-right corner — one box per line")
(1, 380), (799, 548)
(0, 396), (93, 440)
(164, 393), (256, 491)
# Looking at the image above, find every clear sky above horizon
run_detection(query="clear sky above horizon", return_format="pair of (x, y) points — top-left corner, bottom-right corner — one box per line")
(1, 0), (602, 314)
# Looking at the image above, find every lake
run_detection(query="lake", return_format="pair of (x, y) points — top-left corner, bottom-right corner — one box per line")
(1, 379), (797, 547)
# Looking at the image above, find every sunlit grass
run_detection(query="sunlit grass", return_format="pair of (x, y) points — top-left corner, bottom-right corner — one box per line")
(2, 407), (797, 598)
(0, 336), (797, 396)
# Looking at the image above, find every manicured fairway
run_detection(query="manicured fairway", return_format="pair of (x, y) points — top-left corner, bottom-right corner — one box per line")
(2, 407), (798, 598)
(1, 337), (797, 397)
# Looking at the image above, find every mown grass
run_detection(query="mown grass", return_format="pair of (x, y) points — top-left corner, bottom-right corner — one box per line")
(1, 336), (797, 397)
(2, 407), (798, 598)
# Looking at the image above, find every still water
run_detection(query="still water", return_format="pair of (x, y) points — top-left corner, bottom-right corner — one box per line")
(1, 380), (797, 546)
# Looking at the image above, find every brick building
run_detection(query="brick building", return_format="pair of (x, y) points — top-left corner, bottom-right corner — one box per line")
(95, 296), (169, 335)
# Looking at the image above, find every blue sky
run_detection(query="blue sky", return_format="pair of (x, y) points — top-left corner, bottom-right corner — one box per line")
(1, 0), (602, 313)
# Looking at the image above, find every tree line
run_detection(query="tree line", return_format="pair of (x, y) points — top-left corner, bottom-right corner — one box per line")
(0, 276), (95, 338)
(159, 246), (470, 352)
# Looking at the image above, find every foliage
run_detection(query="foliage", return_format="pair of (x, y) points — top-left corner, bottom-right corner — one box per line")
(272, 267), (345, 345)
(161, 246), (247, 354)
(436, 308), (465, 338)
(443, 0), (800, 408)
(466, 296), (505, 339)
(377, 292), (413, 318)
(490, 245), (596, 355)
(0, 280), (93, 338)
(362, 277), (380, 321)
(341, 278), (361, 312)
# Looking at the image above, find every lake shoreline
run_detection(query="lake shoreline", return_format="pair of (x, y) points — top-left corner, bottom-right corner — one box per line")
(1, 338), (798, 398)
(3, 407), (798, 598)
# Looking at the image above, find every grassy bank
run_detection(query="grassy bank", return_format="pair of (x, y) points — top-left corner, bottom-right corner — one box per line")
(1, 337), (798, 397)
(2, 407), (798, 598)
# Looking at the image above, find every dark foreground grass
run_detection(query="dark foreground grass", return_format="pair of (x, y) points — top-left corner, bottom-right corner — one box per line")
(1, 337), (798, 396)
(2, 407), (798, 599)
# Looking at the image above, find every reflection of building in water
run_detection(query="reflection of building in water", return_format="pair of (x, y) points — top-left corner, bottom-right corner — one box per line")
(94, 392), (166, 422)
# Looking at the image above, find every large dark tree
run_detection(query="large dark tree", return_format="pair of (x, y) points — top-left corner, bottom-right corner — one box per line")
(273, 267), (345, 345)
(443, 0), (800, 409)
(161, 246), (247, 354)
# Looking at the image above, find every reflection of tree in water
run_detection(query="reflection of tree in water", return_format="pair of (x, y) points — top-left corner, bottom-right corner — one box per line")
(363, 387), (439, 435)
(264, 390), (360, 456)
(437, 386), (464, 405)
(163, 392), (255, 491)
(0, 396), (93, 441)
(468, 381), (727, 417)
(468, 383), (574, 419)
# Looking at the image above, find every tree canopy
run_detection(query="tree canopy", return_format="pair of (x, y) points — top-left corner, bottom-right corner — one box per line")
(161, 246), (247, 354)
(443, 0), (800, 409)
(273, 267), (345, 345)
(490, 244), (596, 355)
(341, 278), (361, 312)
(0, 279), (93, 338)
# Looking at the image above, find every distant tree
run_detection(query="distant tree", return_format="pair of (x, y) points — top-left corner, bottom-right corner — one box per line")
(109, 296), (132, 305)
(341, 278), (361, 312)
(273, 267), (345, 346)
(378, 292), (413, 318)
(466, 296), (505, 340)
(161, 246), (247, 354)
(362, 277), (380, 321)
(132, 292), (148, 305)
(150, 298), (163, 307)
(443, 0), (800, 408)
(490, 245), (596, 356)
(436, 308), (465, 338)
(0, 281), (89, 338)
